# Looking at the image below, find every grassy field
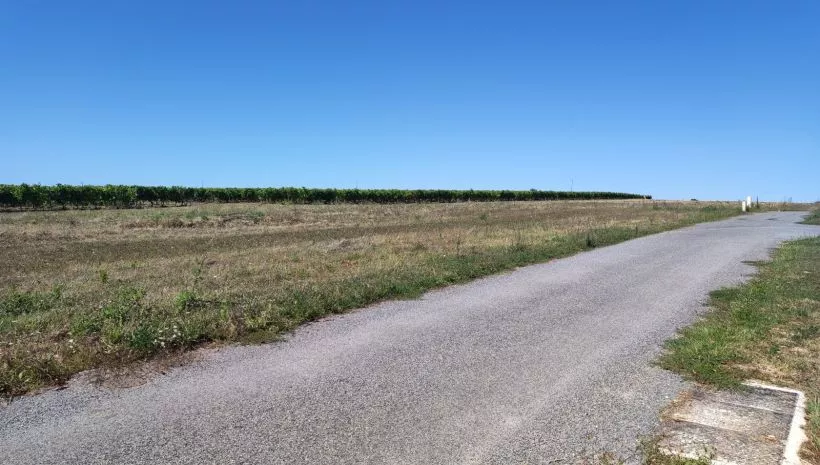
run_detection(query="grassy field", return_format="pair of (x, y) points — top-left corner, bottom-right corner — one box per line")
(0, 199), (765, 397)
(659, 222), (820, 463)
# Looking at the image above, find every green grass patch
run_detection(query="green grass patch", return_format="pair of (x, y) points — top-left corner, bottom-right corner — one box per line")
(802, 208), (820, 225)
(0, 287), (63, 317)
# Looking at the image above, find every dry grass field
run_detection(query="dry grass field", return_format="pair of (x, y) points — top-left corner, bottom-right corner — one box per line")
(0, 199), (761, 396)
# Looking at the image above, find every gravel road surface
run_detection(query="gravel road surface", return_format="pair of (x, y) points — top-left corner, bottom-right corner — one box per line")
(2, 212), (818, 464)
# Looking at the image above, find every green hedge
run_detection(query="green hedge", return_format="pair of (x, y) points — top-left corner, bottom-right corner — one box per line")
(0, 184), (650, 209)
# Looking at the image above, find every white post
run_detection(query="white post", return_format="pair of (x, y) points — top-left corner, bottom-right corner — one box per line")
(746, 196), (752, 209)
(742, 200), (747, 212)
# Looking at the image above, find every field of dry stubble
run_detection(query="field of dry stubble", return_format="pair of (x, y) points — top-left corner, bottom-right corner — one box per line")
(0, 199), (745, 396)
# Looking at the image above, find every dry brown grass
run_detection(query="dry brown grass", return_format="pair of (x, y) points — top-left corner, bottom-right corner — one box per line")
(0, 200), (744, 290)
(0, 199), (743, 396)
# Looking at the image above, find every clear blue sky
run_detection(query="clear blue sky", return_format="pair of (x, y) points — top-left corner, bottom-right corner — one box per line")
(1, 1), (818, 201)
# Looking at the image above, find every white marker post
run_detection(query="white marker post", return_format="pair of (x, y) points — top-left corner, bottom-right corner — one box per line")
(742, 200), (747, 212)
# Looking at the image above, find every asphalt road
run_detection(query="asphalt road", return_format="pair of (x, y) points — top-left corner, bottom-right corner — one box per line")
(2, 212), (818, 465)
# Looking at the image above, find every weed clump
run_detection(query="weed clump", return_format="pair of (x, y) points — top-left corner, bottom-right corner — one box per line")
(0, 287), (62, 317)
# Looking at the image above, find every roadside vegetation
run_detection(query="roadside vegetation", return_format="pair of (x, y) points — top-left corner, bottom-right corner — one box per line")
(802, 209), (820, 225)
(659, 216), (820, 463)
(0, 184), (647, 210)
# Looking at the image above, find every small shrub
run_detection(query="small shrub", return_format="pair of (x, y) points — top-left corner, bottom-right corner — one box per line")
(128, 325), (157, 351)
(174, 290), (199, 312)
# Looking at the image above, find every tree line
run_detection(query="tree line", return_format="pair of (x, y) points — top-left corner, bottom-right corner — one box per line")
(0, 184), (650, 210)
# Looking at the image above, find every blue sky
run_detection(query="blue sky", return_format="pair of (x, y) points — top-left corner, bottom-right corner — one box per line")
(1, 1), (818, 201)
